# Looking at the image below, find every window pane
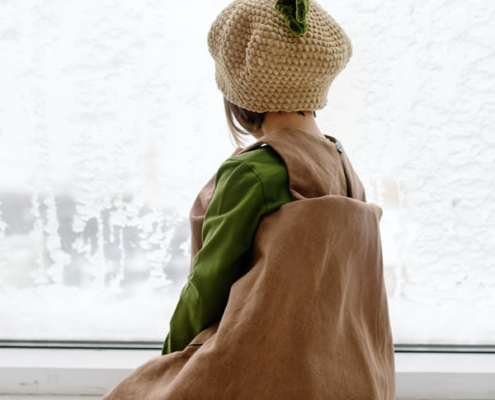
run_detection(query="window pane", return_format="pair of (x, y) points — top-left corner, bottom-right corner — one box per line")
(0, 0), (493, 345)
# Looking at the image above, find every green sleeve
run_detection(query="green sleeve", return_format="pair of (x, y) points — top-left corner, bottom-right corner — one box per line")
(161, 147), (292, 355)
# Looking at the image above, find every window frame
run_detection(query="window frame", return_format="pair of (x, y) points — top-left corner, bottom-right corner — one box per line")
(1, 343), (494, 398)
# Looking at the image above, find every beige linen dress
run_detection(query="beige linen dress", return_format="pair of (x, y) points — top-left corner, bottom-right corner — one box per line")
(103, 127), (396, 400)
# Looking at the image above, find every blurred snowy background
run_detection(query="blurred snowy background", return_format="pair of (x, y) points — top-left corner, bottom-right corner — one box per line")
(0, 0), (494, 344)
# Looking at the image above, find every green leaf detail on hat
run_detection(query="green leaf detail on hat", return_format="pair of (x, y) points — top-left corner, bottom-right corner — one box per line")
(274, 0), (310, 37)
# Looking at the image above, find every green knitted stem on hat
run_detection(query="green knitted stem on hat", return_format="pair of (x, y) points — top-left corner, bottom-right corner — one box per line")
(274, 0), (310, 37)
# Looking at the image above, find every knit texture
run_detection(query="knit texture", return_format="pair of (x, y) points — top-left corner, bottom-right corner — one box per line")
(207, 0), (353, 112)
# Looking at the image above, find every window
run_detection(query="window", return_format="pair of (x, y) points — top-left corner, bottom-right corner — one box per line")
(0, 0), (492, 349)
(0, 0), (493, 398)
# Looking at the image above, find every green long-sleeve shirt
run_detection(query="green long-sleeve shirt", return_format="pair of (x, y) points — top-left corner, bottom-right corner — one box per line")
(161, 145), (293, 355)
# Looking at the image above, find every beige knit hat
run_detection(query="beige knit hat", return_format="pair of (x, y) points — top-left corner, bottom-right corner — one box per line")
(207, 0), (353, 113)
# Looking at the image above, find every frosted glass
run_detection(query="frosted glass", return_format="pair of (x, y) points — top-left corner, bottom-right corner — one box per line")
(0, 0), (493, 345)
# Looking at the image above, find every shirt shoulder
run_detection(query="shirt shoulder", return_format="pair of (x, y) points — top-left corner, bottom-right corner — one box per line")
(230, 145), (293, 205)
(227, 145), (287, 182)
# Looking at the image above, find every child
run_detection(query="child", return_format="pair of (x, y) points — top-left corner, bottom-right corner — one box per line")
(103, 0), (395, 398)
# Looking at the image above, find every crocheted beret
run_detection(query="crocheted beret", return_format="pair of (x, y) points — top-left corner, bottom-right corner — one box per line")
(207, 0), (353, 113)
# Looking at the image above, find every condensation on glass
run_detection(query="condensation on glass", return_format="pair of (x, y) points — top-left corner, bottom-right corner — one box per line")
(0, 0), (493, 344)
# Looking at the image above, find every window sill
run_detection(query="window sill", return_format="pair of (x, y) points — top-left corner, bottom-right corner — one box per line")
(0, 348), (494, 399)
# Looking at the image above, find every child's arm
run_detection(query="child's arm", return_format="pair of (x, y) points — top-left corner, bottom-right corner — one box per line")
(161, 157), (269, 355)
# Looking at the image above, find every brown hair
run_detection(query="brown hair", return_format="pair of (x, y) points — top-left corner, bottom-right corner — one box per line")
(223, 97), (316, 148)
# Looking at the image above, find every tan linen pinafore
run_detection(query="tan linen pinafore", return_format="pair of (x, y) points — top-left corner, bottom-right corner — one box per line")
(103, 127), (396, 400)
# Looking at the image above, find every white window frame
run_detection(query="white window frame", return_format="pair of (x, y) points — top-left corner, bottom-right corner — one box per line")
(1, 345), (494, 399)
